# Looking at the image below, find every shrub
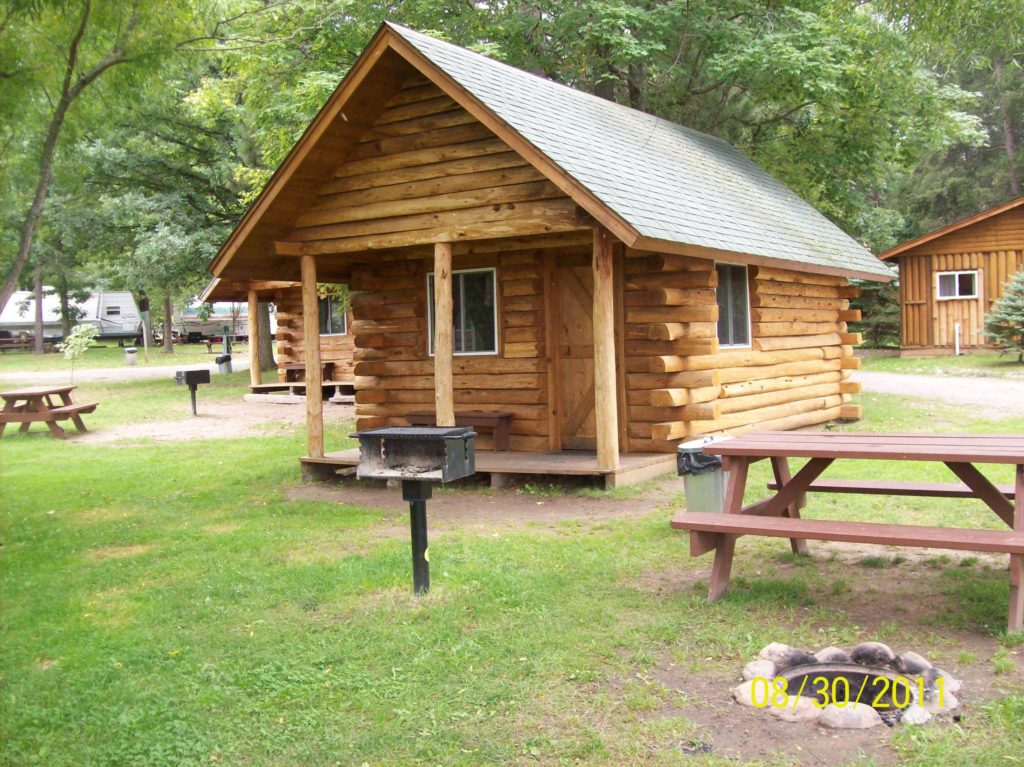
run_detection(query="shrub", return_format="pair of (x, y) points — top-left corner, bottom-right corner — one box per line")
(984, 268), (1024, 362)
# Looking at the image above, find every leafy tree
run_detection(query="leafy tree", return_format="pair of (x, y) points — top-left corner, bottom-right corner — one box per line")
(850, 277), (901, 348)
(58, 322), (99, 382)
(985, 268), (1024, 362)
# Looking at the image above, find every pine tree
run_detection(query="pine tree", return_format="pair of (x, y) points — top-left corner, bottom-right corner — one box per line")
(985, 269), (1024, 362)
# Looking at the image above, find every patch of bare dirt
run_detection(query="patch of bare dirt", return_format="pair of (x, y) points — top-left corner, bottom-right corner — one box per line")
(87, 544), (153, 560)
(287, 480), (670, 536)
(72, 400), (353, 444)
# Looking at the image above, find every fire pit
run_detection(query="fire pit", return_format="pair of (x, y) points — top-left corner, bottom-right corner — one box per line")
(352, 426), (476, 595)
(734, 642), (961, 728)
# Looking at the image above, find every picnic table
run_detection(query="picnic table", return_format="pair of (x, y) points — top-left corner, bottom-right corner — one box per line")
(670, 431), (1024, 630)
(0, 385), (97, 439)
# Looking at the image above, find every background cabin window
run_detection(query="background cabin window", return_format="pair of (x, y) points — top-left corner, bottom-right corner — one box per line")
(105, 306), (121, 316)
(318, 292), (347, 335)
(936, 270), (978, 300)
(427, 268), (497, 355)
(716, 263), (750, 347)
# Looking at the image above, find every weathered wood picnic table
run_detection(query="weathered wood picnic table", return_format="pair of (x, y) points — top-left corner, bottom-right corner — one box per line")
(0, 385), (97, 439)
(671, 431), (1024, 630)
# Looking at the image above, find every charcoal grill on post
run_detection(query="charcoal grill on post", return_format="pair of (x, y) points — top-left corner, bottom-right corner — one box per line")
(174, 369), (211, 416)
(352, 426), (476, 594)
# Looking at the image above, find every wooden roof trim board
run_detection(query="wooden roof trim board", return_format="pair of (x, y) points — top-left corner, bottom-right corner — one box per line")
(200, 278), (300, 303)
(634, 236), (895, 283)
(879, 195), (1024, 260)
(383, 31), (639, 247)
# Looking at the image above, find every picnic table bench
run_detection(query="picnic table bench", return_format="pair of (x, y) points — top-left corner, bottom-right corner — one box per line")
(670, 432), (1024, 631)
(406, 411), (512, 450)
(0, 385), (97, 438)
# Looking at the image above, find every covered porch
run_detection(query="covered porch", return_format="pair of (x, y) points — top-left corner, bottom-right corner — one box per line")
(300, 447), (676, 489)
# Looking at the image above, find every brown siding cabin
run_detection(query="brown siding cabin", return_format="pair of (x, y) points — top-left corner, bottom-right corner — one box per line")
(880, 196), (1024, 354)
(208, 23), (891, 487)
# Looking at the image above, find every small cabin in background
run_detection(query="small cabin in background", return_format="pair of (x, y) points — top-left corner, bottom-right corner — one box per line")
(880, 196), (1024, 354)
(207, 23), (890, 486)
(200, 278), (354, 387)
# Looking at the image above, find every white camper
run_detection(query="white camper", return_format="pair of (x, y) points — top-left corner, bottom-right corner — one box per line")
(0, 289), (142, 341)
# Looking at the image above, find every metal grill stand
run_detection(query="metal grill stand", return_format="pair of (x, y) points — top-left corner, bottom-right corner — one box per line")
(402, 480), (432, 594)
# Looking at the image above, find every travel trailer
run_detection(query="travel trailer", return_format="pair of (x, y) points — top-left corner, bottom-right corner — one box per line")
(0, 289), (142, 341)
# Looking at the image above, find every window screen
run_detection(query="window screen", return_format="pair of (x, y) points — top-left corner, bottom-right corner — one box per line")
(716, 264), (750, 347)
(428, 268), (497, 355)
(936, 271), (978, 299)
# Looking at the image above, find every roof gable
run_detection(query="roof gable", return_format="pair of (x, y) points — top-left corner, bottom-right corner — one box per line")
(880, 196), (1024, 260)
(211, 22), (890, 281)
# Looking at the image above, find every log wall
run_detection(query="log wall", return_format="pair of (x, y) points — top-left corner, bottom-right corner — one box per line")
(623, 254), (858, 451)
(349, 251), (560, 452)
(273, 286), (355, 381)
(896, 250), (1023, 349)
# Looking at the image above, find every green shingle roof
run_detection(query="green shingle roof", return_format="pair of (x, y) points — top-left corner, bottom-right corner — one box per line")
(390, 23), (891, 280)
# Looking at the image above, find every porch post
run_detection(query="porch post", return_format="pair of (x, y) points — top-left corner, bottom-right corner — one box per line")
(300, 255), (324, 457)
(593, 227), (620, 471)
(433, 242), (455, 426)
(247, 289), (261, 387)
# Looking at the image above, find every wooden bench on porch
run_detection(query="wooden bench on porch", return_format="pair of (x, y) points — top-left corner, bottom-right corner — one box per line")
(406, 411), (513, 451)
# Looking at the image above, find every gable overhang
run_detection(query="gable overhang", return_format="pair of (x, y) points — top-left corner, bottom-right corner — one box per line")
(879, 195), (1024, 261)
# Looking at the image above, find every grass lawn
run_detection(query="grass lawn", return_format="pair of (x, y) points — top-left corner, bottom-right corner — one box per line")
(862, 352), (1024, 378)
(0, 343), (240, 374)
(2, 382), (1024, 765)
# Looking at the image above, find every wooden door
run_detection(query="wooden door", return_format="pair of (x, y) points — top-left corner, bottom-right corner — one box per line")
(556, 260), (596, 449)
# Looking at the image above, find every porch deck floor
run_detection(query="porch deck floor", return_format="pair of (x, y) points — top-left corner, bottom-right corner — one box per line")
(300, 449), (677, 488)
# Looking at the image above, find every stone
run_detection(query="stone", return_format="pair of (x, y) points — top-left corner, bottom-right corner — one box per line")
(742, 659), (776, 681)
(733, 680), (757, 708)
(936, 669), (962, 693)
(819, 702), (884, 729)
(815, 646), (852, 664)
(774, 650), (819, 672)
(769, 695), (822, 722)
(897, 651), (932, 676)
(758, 642), (796, 664)
(851, 641), (897, 668)
(900, 703), (932, 725)
(923, 690), (959, 714)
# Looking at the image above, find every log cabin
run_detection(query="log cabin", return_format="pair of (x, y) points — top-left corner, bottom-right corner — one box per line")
(201, 277), (355, 395)
(208, 22), (892, 486)
(880, 196), (1024, 354)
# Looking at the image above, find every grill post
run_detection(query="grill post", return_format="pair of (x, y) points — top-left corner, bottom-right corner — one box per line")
(189, 386), (198, 416)
(402, 479), (432, 594)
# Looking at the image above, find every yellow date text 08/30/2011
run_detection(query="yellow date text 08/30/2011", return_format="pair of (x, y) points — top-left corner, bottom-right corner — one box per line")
(749, 675), (943, 710)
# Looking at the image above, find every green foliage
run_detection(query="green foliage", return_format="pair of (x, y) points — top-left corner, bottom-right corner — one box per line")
(984, 268), (1024, 362)
(57, 322), (98, 382)
(850, 276), (901, 348)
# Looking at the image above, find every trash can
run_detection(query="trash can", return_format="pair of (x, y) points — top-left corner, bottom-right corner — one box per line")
(124, 347), (138, 366)
(215, 353), (232, 375)
(677, 436), (731, 513)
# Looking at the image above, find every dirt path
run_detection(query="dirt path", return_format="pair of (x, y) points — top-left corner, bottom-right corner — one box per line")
(73, 399), (352, 444)
(857, 370), (1024, 416)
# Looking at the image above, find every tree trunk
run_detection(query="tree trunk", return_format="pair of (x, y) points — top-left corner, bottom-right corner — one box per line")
(0, 1), (133, 315)
(57, 278), (72, 338)
(162, 295), (174, 353)
(258, 301), (275, 371)
(33, 263), (44, 354)
(995, 57), (1022, 197)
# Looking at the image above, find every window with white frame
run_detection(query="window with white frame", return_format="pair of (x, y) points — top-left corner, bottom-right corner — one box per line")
(427, 268), (497, 355)
(936, 270), (978, 300)
(317, 289), (347, 335)
(716, 263), (751, 347)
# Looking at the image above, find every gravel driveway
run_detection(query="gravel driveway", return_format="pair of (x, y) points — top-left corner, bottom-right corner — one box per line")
(0, 359), (250, 384)
(857, 370), (1024, 416)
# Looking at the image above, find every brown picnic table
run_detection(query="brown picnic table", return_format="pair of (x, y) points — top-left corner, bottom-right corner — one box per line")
(670, 431), (1024, 631)
(0, 385), (97, 439)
